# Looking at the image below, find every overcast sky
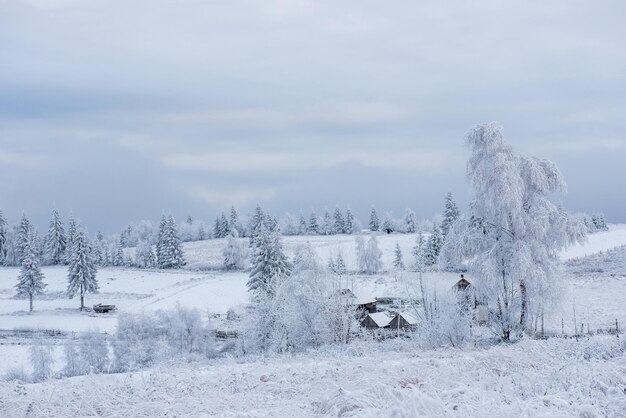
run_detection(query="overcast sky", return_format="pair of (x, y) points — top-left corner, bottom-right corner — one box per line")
(1, 0), (625, 233)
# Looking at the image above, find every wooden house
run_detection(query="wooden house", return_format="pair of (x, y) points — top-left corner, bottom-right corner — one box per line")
(360, 312), (393, 329)
(388, 311), (418, 330)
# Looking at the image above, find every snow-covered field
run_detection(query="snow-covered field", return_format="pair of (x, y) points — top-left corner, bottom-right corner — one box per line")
(1, 336), (624, 417)
(0, 225), (625, 416)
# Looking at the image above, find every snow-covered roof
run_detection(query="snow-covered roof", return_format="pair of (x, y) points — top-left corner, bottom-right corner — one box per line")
(395, 311), (418, 325)
(367, 312), (393, 328)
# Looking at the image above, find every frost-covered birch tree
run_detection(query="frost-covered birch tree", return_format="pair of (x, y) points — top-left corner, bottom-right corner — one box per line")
(444, 123), (586, 339)
(67, 227), (99, 311)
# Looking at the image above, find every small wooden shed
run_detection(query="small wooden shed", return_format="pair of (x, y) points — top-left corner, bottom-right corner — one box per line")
(360, 312), (392, 329)
(389, 312), (418, 330)
(453, 275), (472, 291)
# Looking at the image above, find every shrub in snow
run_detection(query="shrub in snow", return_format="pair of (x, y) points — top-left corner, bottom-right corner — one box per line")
(30, 341), (54, 382)
(79, 332), (110, 374)
(2, 366), (30, 383)
(222, 230), (246, 271)
(113, 306), (215, 372)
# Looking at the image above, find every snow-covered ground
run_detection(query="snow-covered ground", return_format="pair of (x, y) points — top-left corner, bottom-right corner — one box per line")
(0, 224), (625, 415)
(1, 336), (624, 417)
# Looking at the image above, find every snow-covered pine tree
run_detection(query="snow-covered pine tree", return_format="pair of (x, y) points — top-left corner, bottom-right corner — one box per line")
(319, 210), (332, 235)
(64, 216), (77, 265)
(344, 209), (355, 234)
(158, 215), (185, 269)
(44, 209), (66, 265)
(249, 205), (265, 246)
(424, 223), (443, 266)
(333, 207), (345, 234)
(156, 215), (166, 263)
(445, 123), (586, 339)
(223, 230), (245, 271)
(334, 252), (347, 276)
(382, 214), (394, 234)
(393, 243), (405, 270)
(17, 213), (33, 264)
(230, 206), (241, 235)
(220, 212), (230, 237)
(298, 212), (308, 235)
(441, 192), (460, 237)
(592, 213), (608, 231)
(67, 227), (98, 311)
(247, 224), (291, 298)
(404, 208), (417, 233)
(16, 231), (46, 312)
(308, 211), (319, 235)
(213, 216), (223, 239)
(0, 210), (8, 265)
(91, 232), (105, 266)
(412, 232), (426, 271)
(112, 241), (124, 267)
(369, 207), (380, 232)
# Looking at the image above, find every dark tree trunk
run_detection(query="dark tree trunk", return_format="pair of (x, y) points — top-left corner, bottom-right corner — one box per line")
(80, 284), (84, 311)
(520, 280), (527, 331)
(29, 294), (33, 313)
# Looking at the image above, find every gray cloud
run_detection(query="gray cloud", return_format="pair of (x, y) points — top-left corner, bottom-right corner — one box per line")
(1, 0), (625, 231)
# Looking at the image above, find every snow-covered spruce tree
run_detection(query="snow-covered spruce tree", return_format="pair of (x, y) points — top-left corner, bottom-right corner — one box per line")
(404, 208), (418, 233)
(158, 215), (185, 269)
(213, 216), (223, 239)
(444, 123), (586, 339)
(441, 192), (460, 237)
(67, 227), (99, 311)
(247, 224), (291, 298)
(0, 209), (8, 265)
(220, 212), (230, 237)
(156, 215), (167, 263)
(364, 236), (383, 274)
(44, 208), (66, 265)
(248, 205), (265, 246)
(308, 210), (319, 235)
(16, 213), (33, 264)
(333, 207), (345, 234)
(64, 216), (77, 264)
(223, 230), (246, 271)
(230, 206), (243, 236)
(344, 209), (355, 234)
(393, 243), (405, 270)
(424, 223), (443, 266)
(136, 240), (156, 268)
(412, 232), (426, 271)
(112, 241), (125, 267)
(382, 214), (394, 234)
(321, 210), (333, 235)
(298, 212), (308, 235)
(16, 232), (47, 312)
(592, 212), (608, 231)
(369, 207), (380, 232)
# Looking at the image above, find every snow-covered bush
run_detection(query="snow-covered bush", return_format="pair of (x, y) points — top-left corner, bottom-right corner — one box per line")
(30, 341), (54, 382)
(113, 306), (215, 372)
(79, 332), (110, 374)
(222, 231), (246, 271)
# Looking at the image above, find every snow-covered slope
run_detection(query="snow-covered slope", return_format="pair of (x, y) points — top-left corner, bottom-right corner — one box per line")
(561, 224), (626, 261)
(1, 336), (624, 417)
